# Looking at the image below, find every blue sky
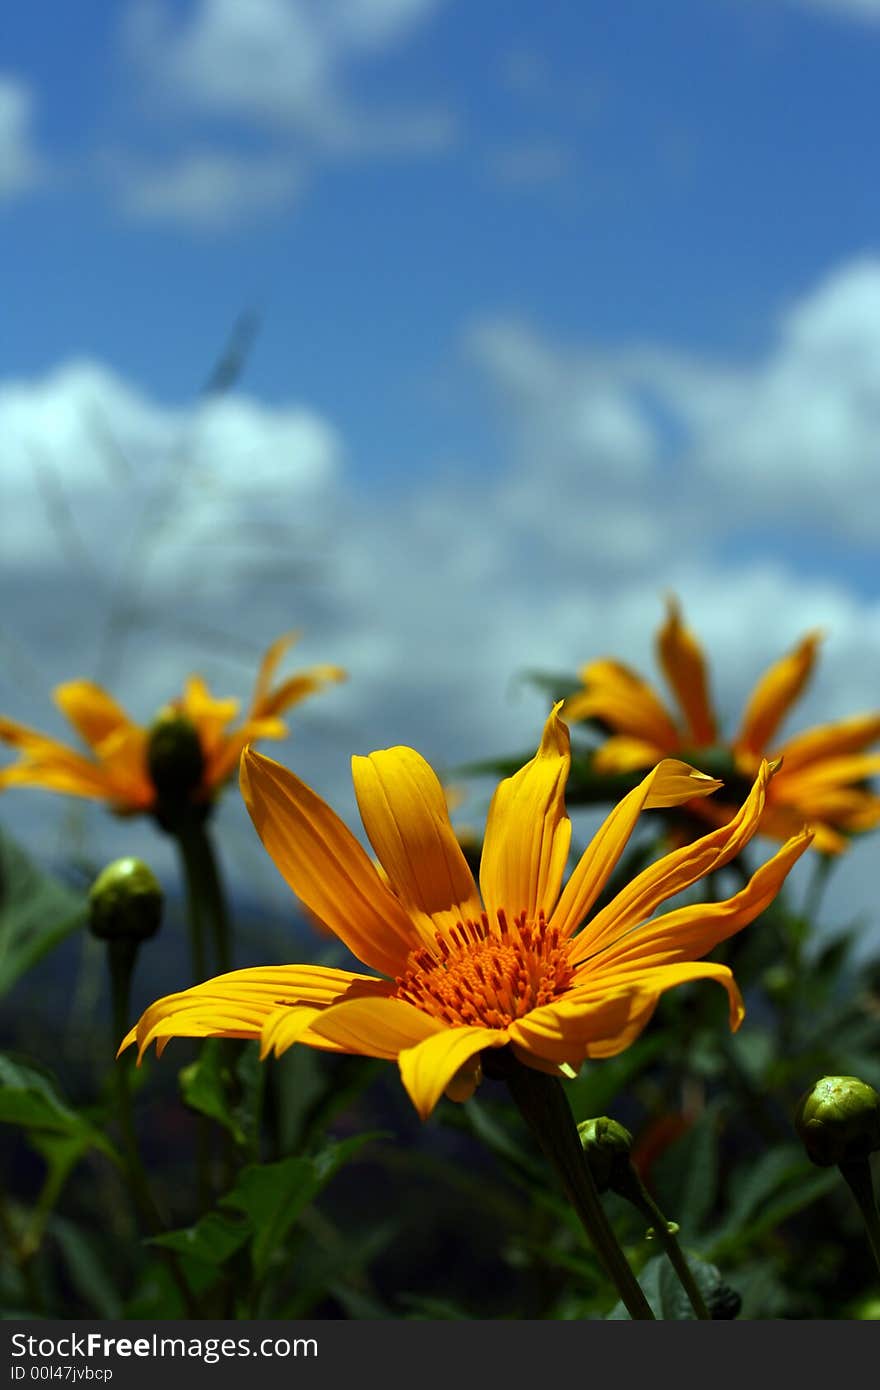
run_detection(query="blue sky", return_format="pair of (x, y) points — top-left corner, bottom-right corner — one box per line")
(5, 3), (880, 454)
(2, 0), (880, 943)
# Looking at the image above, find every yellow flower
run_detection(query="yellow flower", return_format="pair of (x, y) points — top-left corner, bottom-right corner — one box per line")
(121, 707), (811, 1120)
(563, 598), (880, 854)
(0, 633), (345, 816)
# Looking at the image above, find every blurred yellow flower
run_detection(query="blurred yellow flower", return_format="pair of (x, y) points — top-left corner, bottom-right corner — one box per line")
(0, 633), (345, 816)
(122, 707), (810, 1120)
(563, 598), (880, 854)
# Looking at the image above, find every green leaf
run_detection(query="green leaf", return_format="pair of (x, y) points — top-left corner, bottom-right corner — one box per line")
(651, 1100), (723, 1236)
(50, 1218), (124, 1319)
(0, 829), (86, 996)
(0, 1053), (117, 1161)
(221, 1132), (381, 1280)
(179, 1039), (262, 1148)
(401, 1294), (476, 1319)
(123, 1261), (192, 1319)
(271, 1046), (329, 1154)
(708, 1156), (838, 1260)
(606, 1253), (724, 1320)
(464, 1098), (544, 1180)
(713, 1145), (804, 1249)
(149, 1211), (251, 1266)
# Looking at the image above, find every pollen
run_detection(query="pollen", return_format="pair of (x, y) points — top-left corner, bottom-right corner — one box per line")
(394, 908), (575, 1029)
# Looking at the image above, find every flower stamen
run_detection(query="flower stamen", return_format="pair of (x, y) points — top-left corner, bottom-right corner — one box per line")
(394, 909), (576, 1028)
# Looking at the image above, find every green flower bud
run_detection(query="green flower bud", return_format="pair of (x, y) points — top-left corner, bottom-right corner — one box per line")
(577, 1115), (634, 1194)
(147, 709), (205, 807)
(88, 857), (163, 943)
(794, 1075), (880, 1167)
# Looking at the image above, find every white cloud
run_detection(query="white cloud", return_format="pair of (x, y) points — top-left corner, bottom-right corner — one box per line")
(0, 75), (43, 198)
(470, 257), (880, 545)
(125, 0), (454, 152)
(114, 149), (303, 228)
(2, 257), (880, 948)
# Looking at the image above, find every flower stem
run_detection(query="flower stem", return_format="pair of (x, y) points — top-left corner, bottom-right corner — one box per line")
(615, 1171), (710, 1318)
(171, 814), (237, 1204)
(107, 940), (200, 1317)
(839, 1158), (880, 1278)
(175, 814), (232, 977)
(503, 1059), (654, 1319)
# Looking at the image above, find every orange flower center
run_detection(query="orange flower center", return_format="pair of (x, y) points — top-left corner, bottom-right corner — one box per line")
(394, 908), (575, 1029)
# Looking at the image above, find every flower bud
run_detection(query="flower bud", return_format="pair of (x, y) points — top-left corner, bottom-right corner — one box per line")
(147, 709), (205, 807)
(794, 1075), (880, 1167)
(88, 857), (163, 943)
(577, 1115), (634, 1194)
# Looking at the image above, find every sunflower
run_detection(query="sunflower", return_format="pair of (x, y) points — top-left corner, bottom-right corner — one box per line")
(122, 706), (810, 1120)
(563, 598), (880, 854)
(0, 633), (344, 817)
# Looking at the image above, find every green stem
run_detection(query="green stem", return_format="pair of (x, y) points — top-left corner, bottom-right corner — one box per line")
(174, 827), (209, 982)
(107, 940), (200, 1317)
(172, 816), (235, 1205)
(503, 1059), (654, 1319)
(175, 815), (232, 977)
(617, 1172), (710, 1318)
(839, 1158), (880, 1278)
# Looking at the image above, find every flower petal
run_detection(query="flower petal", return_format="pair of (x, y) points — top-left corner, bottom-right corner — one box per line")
(53, 681), (136, 750)
(507, 985), (647, 1064)
(247, 631), (345, 722)
(240, 747), (425, 976)
(737, 631), (822, 755)
(479, 705), (572, 922)
(592, 736), (667, 774)
(0, 758), (114, 799)
(249, 632), (300, 713)
(92, 725), (154, 808)
(0, 718), (119, 800)
(593, 961), (745, 1035)
(261, 1006), (349, 1058)
(255, 668), (346, 722)
(513, 962), (742, 1063)
(398, 1025), (506, 1120)
(775, 712), (880, 773)
(774, 753), (880, 794)
(204, 720), (286, 789)
(549, 759), (723, 940)
(755, 802), (848, 854)
(564, 659), (680, 748)
(120, 963), (386, 1062)
(576, 828), (813, 975)
(352, 745), (482, 939)
(180, 676), (239, 757)
(567, 759), (776, 964)
(656, 597), (716, 745)
(303, 995), (445, 1060)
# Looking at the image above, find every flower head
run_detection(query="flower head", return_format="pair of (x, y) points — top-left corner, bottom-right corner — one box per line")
(88, 857), (164, 943)
(563, 597), (880, 853)
(795, 1075), (880, 1168)
(121, 707), (811, 1120)
(0, 633), (344, 818)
